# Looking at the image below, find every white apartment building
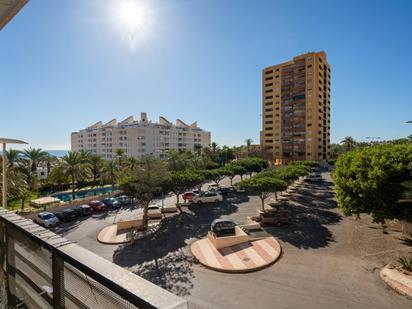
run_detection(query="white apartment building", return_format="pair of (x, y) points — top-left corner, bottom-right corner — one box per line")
(71, 113), (211, 159)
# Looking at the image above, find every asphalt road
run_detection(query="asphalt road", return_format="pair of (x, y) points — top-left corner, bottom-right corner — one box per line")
(52, 173), (412, 308)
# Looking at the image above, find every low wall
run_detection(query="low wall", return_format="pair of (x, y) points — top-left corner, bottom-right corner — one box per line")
(117, 219), (143, 232)
(207, 226), (250, 250)
(400, 220), (412, 235)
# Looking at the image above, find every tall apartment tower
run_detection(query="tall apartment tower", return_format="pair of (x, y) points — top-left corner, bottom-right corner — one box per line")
(260, 51), (331, 164)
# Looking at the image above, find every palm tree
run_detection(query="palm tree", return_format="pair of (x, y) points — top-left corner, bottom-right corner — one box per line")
(341, 136), (357, 152)
(59, 151), (90, 201)
(88, 154), (104, 185)
(22, 147), (48, 172)
(115, 148), (126, 169)
(103, 160), (118, 192)
(408, 134), (412, 143)
(124, 157), (139, 171)
(44, 154), (58, 174)
(211, 142), (218, 154)
(245, 138), (253, 156)
(4, 149), (21, 169)
(78, 150), (91, 163)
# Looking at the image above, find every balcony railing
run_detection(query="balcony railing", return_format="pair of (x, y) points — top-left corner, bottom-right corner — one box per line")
(0, 208), (187, 309)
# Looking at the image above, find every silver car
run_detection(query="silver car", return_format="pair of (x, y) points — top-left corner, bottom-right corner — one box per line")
(33, 212), (60, 228)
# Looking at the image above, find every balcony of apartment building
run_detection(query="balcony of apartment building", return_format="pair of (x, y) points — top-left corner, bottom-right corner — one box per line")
(0, 208), (187, 309)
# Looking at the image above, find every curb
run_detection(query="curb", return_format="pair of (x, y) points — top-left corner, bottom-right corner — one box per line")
(190, 237), (282, 274)
(380, 264), (412, 300)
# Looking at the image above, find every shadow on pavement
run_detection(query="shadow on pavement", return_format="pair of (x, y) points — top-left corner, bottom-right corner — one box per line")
(265, 181), (341, 250)
(112, 200), (239, 296)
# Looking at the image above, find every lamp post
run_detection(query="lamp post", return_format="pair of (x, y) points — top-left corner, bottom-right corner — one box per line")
(1, 138), (27, 209)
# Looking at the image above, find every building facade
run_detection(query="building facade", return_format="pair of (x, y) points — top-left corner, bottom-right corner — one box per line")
(71, 113), (211, 159)
(260, 51), (331, 164)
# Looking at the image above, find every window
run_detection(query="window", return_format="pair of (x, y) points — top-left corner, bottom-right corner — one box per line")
(265, 70), (273, 74)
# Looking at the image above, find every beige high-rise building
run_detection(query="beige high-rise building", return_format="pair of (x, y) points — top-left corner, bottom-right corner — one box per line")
(260, 51), (331, 164)
(71, 113), (211, 159)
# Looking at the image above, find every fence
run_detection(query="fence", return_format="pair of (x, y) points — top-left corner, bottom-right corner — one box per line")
(0, 208), (187, 309)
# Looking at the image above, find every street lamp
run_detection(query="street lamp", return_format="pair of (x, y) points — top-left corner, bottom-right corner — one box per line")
(1, 138), (27, 209)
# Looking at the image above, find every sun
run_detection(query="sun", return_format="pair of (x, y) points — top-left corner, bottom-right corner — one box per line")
(117, 0), (148, 34)
(110, 0), (153, 47)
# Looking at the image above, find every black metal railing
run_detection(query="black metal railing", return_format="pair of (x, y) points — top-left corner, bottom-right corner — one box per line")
(0, 208), (187, 309)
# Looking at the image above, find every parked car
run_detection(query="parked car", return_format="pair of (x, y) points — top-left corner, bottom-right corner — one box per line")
(88, 200), (107, 211)
(73, 205), (93, 216)
(55, 209), (79, 222)
(207, 184), (220, 191)
(117, 195), (132, 205)
(211, 219), (237, 237)
(217, 187), (235, 197)
(182, 191), (198, 202)
(102, 197), (121, 209)
(33, 212), (60, 228)
(192, 191), (223, 204)
(147, 203), (162, 219)
(304, 172), (322, 182)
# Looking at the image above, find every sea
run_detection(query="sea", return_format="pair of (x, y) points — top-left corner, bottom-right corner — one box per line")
(46, 150), (69, 158)
(0, 150), (69, 158)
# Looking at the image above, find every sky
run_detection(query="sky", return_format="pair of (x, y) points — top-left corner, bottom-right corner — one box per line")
(1, 0), (411, 150)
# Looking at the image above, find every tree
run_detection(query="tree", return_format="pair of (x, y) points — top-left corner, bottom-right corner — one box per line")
(211, 142), (218, 155)
(115, 148), (127, 169)
(333, 144), (412, 223)
(223, 164), (247, 186)
(58, 151), (90, 200)
(233, 157), (268, 176)
(201, 169), (225, 186)
(102, 160), (118, 192)
(44, 153), (58, 174)
(239, 176), (287, 211)
(330, 143), (344, 160)
(245, 138), (253, 156)
(168, 170), (204, 212)
(341, 136), (357, 152)
(21, 147), (48, 172)
(119, 158), (170, 230)
(88, 154), (104, 185)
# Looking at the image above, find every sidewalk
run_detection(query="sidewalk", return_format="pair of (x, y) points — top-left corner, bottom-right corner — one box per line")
(380, 264), (412, 299)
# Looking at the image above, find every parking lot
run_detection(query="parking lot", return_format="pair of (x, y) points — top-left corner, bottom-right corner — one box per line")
(50, 173), (412, 309)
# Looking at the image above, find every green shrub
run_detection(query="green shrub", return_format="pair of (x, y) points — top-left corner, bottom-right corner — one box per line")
(398, 256), (412, 272)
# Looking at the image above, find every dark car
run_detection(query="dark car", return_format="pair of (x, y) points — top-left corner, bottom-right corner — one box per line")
(102, 198), (121, 209)
(211, 219), (237, 237)
(88, 200), (107, 212)
(73, 205), (93, 216)
(217, 187), (235, 197)
(55, 209), (79, 222)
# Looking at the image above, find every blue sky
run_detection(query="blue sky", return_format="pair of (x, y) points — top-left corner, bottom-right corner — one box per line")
(1, 0), (411, 150)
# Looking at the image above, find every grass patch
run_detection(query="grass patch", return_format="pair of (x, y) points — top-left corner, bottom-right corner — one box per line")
(8, 192), (38, 211)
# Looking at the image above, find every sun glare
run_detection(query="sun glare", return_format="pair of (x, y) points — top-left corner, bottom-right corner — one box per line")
(110, 0), (153, 48)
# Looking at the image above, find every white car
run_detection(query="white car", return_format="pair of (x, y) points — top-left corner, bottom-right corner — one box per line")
(147, 203), (162, 219)
(192, 191), (223, 204)
(33, 212), (60, 228)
